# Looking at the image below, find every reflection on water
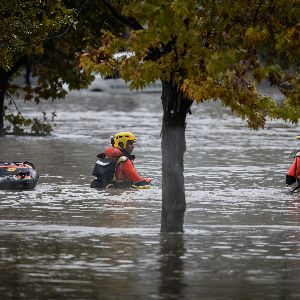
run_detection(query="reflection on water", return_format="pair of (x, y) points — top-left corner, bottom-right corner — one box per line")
(0, 91), (300, 299)
(159, 234), (186, 299)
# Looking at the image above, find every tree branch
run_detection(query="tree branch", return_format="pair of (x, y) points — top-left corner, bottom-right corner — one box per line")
(253, 0), (264, 26)
(101, 0), (144, 30)
(0, 0), (91, 49)
(7, 55), (28, 78)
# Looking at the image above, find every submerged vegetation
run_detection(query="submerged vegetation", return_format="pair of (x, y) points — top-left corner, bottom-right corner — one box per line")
(4, 112), (54, 136)
(0, 0), (126, 136)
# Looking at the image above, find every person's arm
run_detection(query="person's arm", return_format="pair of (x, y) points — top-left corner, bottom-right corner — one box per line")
(121, 160), (151, 183)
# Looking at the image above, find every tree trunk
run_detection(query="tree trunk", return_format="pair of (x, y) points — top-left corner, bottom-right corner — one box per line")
(0, 71), (8, 137)
(0, 57), (28, 136)
(161, 79), (193, 232)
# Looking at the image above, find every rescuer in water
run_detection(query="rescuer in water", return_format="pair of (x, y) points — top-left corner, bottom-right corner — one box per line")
(286, 136), (300, 191)
(286, 154), (300, 184)
(90, 132), (151, 189)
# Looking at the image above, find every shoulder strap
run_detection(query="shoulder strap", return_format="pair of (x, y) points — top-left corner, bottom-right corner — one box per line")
(117, 156), (128, 163)
(111, 156), (128, 182)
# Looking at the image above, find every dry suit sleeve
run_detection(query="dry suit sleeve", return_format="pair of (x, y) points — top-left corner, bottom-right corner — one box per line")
(121, 160), (150, 183)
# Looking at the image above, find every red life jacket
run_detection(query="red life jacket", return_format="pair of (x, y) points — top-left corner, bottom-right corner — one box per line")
(287, 154), (300, 179)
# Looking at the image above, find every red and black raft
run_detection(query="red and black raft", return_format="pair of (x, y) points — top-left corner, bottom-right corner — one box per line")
(0, 161), (39, 190)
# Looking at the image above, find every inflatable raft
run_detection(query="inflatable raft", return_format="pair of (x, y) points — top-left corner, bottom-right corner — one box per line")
(0, 161), (39, 190)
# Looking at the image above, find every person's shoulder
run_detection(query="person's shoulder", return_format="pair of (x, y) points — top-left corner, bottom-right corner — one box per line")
(105, 147), (123, 158)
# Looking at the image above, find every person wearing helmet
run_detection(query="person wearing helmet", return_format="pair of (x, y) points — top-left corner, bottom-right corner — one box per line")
(91, 132), (151, 188)
(286, 136), (300, 188)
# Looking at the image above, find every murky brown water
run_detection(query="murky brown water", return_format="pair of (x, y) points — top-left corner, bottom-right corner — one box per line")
(0, 90), (299, 299)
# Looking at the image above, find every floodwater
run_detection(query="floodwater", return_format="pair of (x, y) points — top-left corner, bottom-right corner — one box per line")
(0, 89), (299, 300)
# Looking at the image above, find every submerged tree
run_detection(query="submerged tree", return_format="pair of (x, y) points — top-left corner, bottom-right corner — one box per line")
(81, 0), (300, 232)
(0, 0), (74, 135)
(0, 0), (126, 136)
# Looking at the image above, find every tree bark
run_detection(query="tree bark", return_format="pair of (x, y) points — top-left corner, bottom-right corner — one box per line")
(161, 79), (193, 232)
(0, 71), (8, 137)
(0, 56), (28, 137)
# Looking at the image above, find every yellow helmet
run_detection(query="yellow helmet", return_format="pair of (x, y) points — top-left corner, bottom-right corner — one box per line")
(113, 132), (137, 150)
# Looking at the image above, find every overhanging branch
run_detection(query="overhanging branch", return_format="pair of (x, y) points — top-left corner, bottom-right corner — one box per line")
(101, 0), (144, 30)
(0, 0), (91, 49)
(6, 55), (28, 79)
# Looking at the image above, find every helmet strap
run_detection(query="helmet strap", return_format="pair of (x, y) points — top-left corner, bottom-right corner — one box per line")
(121, 148), (129, 156)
